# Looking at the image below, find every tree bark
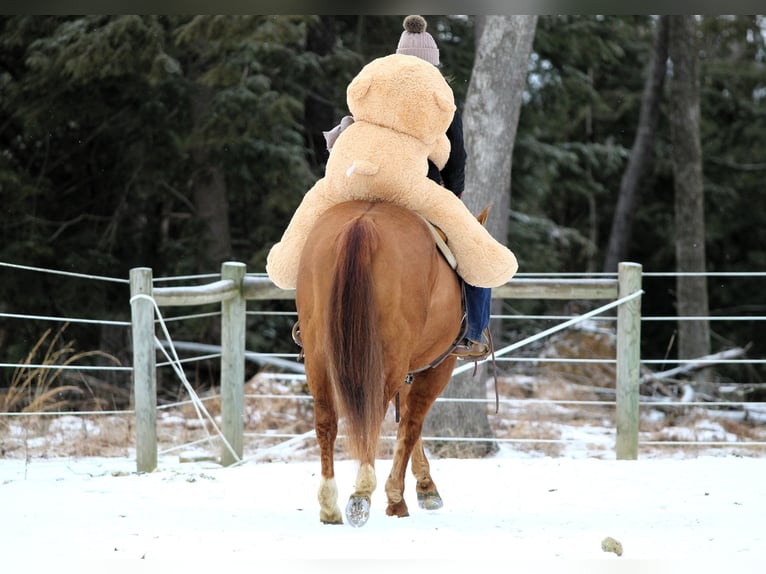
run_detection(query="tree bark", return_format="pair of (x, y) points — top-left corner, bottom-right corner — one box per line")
(461, 15), (537, 239)
(603, 16), (669, 273)
(668, 16), (711, 381)
(424, 15), (537, 457)
(190, 87), (232, 272)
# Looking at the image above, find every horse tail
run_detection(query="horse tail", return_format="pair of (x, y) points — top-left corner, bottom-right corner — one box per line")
(326, 216), (386, 465)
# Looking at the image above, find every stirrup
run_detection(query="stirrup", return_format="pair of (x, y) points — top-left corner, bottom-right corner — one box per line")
(451, 328), (492, 362)
(292, 321), (304, 362)
(452, 340), (491, 362)
(291, 321), (303, 347)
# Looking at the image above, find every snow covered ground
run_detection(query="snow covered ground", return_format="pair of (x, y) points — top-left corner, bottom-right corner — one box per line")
(2, 448), (764, 569)
(3, 351), (765, 570)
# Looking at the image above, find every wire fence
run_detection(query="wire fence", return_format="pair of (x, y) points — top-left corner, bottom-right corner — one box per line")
(1, 261), (765, 464)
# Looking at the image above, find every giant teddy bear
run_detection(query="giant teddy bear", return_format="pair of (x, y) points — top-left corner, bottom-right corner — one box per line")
(266, 53), (518, 289)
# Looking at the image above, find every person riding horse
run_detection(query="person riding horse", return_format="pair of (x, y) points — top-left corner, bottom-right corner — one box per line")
(266, 17), (519, 528)
(324, 15), (495, 361)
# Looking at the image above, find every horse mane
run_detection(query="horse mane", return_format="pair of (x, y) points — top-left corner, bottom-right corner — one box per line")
(326, 216), (386, 463)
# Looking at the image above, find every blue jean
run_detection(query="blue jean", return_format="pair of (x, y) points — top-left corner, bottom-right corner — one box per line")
(464, 282), (491, 342)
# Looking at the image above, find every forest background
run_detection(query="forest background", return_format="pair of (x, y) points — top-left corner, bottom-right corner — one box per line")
(1, 15), (765, 405)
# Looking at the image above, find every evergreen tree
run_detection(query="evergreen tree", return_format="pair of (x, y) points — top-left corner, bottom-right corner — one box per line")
(0, 15), (317, 387)
(513, 15), (766, 378)
(512, 16), (655, 273)
(669, 15), (711, 370)
(3, 15), (765, 398)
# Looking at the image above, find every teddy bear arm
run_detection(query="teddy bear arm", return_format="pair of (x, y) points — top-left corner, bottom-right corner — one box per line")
(391, 179), (518, 288)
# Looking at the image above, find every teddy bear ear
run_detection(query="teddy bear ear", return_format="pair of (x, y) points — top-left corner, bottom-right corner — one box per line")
(433, 90), (455, 113)
(348, 75), (373, 101)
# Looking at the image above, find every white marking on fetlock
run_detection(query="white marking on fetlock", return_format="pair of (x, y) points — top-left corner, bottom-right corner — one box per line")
(318, 477), (342, 524)
(353, 463), (377, 497)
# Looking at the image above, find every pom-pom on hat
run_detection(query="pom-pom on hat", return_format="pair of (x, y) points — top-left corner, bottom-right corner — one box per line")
(396, 15), (439, 66)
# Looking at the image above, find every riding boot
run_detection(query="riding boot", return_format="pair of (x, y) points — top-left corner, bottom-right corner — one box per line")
(452, 327), (491, 361)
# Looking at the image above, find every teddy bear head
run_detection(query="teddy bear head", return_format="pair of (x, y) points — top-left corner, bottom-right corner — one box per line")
(346, 53), (456, 146)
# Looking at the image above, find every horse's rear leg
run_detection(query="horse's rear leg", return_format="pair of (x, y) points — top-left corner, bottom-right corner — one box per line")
(345, 462), (377, 527)
(411, 438), (443, 510)
(384, 361), (453, 517)
(384, 417), (413, 518)
(311, 374), (343, 525)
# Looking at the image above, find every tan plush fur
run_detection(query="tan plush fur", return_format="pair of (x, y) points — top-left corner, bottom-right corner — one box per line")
(266, 53), (518, 289)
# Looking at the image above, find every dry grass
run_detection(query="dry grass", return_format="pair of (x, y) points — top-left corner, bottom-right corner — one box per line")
(0, 325), (124, 459)
(539, 327), (618, 390)
(2, 327), (81, 414)
(0, 414), (132, 459)
(1, 324), (121, 413)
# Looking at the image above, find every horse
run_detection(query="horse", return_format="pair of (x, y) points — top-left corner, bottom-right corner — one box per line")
(295, 199), (468, 527)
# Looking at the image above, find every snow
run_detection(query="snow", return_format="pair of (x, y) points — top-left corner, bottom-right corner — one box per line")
(2, 449), (764, 569)
(2, 367), (764, 569)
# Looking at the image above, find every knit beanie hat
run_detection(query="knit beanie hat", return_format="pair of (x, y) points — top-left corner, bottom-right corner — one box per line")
(396, 15), (439, 67)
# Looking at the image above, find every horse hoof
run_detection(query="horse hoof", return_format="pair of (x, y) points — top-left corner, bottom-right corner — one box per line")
(320, 517), (344, 525)
(320, 509), (343, 525)
(345, 495), (371, 527)
(417, 490), (443, 510)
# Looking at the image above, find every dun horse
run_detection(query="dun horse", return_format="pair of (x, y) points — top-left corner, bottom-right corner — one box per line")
(295, 199), (470, 527)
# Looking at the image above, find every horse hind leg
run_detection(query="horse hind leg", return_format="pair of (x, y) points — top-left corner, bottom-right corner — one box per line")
(384, 424), (413, 518)
(317, 433), (343, 524)
(385, 362), (452, 517)
(384, 401), (418, 518)
(318, 475), (342, 524)
(310, 372), (343, 524)
(411, 438), (443, 510)
(345, 462), (377, 527)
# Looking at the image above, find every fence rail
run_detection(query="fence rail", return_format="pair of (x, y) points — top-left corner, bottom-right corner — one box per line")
(129, 260), (643, 472)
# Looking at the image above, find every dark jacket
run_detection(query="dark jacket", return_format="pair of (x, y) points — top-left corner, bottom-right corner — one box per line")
(427, 108), (466, 198)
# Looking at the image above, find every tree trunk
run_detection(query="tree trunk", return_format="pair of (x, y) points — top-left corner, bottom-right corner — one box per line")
(461, 15), (537, 240)
(668, 16), (711, 383)
(304, 16), (337, 171)
(603, 16), (669, 273)
(190, 87), (232, 273)
(424, 15), (538, 458)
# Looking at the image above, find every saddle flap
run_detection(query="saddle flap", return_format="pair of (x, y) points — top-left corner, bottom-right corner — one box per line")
(417, 214), (457, 270)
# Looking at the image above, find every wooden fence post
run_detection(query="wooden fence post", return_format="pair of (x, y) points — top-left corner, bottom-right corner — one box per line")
(615, 262), (643, 460)
(130, 267), (157, 472)
(220, 261), (247, 466)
